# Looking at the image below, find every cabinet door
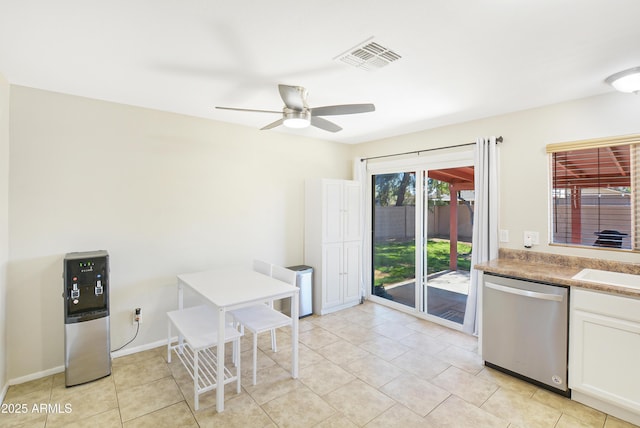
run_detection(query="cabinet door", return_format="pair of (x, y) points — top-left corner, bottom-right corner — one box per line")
(343, 241), (361, 304)
(323, 181), (344, 243)
(343, 181), (361, 242)
(570, 309), (640, 413)
(322, 243), (343, 309)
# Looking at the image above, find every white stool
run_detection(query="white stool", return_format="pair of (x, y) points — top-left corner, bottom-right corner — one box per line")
(230, 265), (295, 385)
(167, 305), (242, 410)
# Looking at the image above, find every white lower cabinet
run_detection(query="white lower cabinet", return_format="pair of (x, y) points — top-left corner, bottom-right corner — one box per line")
(569, 288), (640, 425)
(320, 241), (361, 314)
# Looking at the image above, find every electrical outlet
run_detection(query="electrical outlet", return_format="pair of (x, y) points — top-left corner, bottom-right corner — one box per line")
(523, 231), (540, 248)
(133, 307), (142, 324)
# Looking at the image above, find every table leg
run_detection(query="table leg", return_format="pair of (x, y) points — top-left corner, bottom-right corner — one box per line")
(291, 289), (299, 378)
(216, 307), (225, 412)
(178, 282), (184, 348)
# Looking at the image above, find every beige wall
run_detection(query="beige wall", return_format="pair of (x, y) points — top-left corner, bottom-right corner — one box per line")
(352, 92), (640, 265)
(6, 84), (640, 383)
(0, 75), (9, 393)
(6, 86), (351, 380)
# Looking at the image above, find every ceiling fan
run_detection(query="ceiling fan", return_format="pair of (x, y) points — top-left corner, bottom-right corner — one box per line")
(216, 84), (375, 132)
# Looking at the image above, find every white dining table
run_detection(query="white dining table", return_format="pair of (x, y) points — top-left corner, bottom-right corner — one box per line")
(176, 267), (299, 412)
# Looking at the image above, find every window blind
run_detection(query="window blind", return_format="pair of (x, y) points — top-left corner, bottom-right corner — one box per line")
(548, 135), (639, 251)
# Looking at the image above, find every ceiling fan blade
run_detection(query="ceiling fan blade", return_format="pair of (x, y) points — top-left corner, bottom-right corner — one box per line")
(311, 116), (342, 133)
(260, 118), (284, 130)
(278, 84), (307, 110)
(311, 103), (375, 116)
(216, 106), (281, 114)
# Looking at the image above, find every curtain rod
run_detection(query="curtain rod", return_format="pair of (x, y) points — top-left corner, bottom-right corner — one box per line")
(360, 136), (503, 162)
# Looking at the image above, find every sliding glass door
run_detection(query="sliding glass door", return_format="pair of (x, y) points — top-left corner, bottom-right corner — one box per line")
(368, 153), (475, 327)
(424, 169), (474, 324)
(372, 172), (417, 308)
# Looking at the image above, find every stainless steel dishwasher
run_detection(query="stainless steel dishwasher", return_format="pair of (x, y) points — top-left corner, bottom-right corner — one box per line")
(482, 273), (570, 396)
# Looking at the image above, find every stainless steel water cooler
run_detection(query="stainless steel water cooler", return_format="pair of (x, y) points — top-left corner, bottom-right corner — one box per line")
(63, 250), (111, 386)
(281, 265), (313, 318)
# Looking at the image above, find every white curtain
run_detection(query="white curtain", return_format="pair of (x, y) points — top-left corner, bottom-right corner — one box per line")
(353, 157), (369, 302)
(463, 137), (499, 335)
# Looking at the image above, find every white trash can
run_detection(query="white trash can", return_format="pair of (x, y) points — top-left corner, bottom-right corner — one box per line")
(281, 265), (313, 318)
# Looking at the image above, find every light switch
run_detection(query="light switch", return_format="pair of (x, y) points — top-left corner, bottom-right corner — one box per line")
(500, 229), (509, 242)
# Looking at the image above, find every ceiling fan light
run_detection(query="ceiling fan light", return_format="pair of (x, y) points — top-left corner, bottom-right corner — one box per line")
(605, 67), (640, 94)
(283, 117), (310, 128)
(283, 110), (311, 128)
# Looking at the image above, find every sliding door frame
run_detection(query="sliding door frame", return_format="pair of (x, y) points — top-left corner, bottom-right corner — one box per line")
(365, 149), (475, 328)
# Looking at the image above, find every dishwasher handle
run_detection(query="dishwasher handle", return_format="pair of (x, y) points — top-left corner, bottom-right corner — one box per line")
(485, 281), (564, 302)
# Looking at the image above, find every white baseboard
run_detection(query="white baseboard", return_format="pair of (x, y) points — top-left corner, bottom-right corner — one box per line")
(8, 365), (65, 387)
(4, 338), (171, 394)
(110, 338), (169, 359)
(0, 382), (8, 404)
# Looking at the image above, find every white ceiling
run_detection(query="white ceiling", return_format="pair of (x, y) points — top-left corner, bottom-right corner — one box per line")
(2, 0), (640, 144)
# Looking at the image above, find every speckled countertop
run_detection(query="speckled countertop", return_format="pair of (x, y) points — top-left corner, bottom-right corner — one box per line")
(474, 249), (640, 298)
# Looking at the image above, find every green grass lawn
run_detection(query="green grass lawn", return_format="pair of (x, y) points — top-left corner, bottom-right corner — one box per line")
(374, 239), (471, 287)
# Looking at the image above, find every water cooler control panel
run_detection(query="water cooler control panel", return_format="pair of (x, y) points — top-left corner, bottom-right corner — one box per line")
(63, 250), (109, 320)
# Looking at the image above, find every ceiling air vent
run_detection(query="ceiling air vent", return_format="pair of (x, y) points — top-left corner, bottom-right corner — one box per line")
(334, 37), (402, 71)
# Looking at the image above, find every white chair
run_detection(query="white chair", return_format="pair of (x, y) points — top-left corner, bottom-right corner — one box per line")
(252, 259), (272, 276)
(167, 305), (243, 410)
(230, 259), (272, 365)
(230, 264), (296, 385)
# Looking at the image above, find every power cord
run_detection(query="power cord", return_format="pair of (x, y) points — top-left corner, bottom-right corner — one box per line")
(111, 319), (140, 352)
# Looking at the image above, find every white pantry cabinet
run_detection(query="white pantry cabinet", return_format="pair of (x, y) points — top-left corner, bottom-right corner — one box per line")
(305, 179), (362, 315)
(569, 288), (640, 426)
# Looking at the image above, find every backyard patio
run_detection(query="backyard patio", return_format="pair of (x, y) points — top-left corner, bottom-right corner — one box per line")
(383, 270), (469, 324)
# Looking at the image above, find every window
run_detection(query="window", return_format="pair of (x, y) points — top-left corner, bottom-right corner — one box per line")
(548, 134), (640, 251)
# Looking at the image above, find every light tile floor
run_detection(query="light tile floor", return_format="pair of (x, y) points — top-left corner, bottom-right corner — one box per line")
(2, 301), (639, 427)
